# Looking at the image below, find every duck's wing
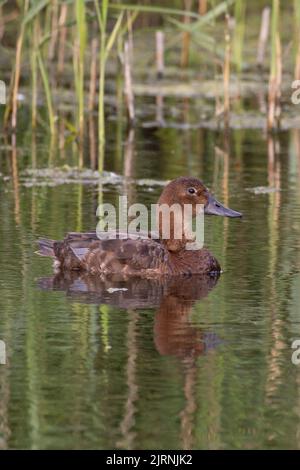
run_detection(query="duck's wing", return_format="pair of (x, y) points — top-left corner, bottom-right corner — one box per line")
(54, 232), (166, 274)
(81, 237), (167, 274)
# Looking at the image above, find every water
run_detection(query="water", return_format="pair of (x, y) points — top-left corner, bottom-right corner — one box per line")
(1, 124), (300, 449)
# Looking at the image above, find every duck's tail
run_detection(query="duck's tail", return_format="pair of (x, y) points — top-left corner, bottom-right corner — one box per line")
(36, 238), (56, 257)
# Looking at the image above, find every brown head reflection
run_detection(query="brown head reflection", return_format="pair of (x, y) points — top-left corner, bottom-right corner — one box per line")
(153, 275), (219, 358)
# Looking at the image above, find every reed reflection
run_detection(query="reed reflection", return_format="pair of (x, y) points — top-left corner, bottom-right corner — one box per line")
(38, 273), (220, 448)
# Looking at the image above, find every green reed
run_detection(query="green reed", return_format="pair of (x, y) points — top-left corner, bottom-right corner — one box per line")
(94, 0), (108, 174)
(294, 0), (300, 80)
(37, 45), (56, 135)
(2, 0), (297, 170)
(74, 0), (86, 149)
(94, 0), (124, 173)
(30, 17), (38, 129)
(4, 0), (29, 130)
(233, 0), (246, 75)
(3, 0), (226, 164)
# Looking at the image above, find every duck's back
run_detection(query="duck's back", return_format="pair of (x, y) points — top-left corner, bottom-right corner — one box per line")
(38, 231), (168, 275)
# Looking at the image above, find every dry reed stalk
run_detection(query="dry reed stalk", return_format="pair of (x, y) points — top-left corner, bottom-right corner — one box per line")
(198, 0), (207, 15)
(268, 0), (281, 130)
(73, 35), (82, 141)
(88, 37), (98, 113)
(124, 128), (135, 179)
(72, 37), (83, 166)
(88, 36), (98, 170)
(11, 0), (29, 130)
(223, 14), (231, 127)
(74, 0), (86, 155)
(268, 78), (276, 130)
(127, 11), (134, 61)
(31, 18), (39, 129)
(57, 3), (68, 76)
(48, 0), (59, 61)
(0, 6), (4, 41)
(180, 0), (192, 68)
(123, 129), (136, 207)
(3, 72), (14, 128)
(257, 7), (270, 67)
(155, 30), (164, 79)
(124, 41), (135, 124)
(294, 0), (300, 80)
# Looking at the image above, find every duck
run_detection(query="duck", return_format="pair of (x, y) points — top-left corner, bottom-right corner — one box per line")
(37, 176), (242, 276)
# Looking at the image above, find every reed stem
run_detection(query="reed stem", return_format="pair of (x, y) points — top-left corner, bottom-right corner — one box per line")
(180, 0), (192, 68)
(11, 0), (29, 130)
(31, 17), (39, 129)
(89, 35), (98, 170)
(74, 0), (87, 147)
(124, 41), (135, 124)
(48, 0), (58, 61)
(268, 0), (281, 130)
(257, 7), (270, 67)
(198, 0), (207, 16)
(223, 14), (231, 127)
(37, 47), (56, 135)
(95, 0), (108, 173)
(294, 0), (300, 80)
(233, 0), (246, 76)
(155, 30), (164, 79)
(57, 3), (68, 77)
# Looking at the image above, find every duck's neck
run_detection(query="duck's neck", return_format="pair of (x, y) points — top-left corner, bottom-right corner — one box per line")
(156, 202), (195, 253)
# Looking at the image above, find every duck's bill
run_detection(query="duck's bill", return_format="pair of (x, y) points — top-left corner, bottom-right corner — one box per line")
(204, 195), (242, 218)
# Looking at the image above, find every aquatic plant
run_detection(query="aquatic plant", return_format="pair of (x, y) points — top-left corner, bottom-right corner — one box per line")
(0, 0), (295, 167)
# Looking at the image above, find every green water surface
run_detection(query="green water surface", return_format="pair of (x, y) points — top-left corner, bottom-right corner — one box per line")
(1, 123), (300, 449)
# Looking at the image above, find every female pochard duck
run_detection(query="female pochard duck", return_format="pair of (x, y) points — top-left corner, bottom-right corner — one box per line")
(37, 177), (242, 276)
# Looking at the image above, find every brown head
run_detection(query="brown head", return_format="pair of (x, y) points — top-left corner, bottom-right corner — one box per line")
(158, 176), (242, 217)
(157, 176), (242, 251)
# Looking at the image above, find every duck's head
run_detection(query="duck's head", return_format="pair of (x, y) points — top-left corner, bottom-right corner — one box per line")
(158, 176), (242, 218)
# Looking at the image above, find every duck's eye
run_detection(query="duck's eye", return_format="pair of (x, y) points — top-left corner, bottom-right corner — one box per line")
(188, 187), (196, 195)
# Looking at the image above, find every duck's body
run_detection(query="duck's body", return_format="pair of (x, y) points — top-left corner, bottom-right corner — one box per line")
(37, 177), (242, 276)
(38, 231), (220, 276)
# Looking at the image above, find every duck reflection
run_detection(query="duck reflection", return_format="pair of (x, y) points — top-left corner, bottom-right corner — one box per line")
(38, 273), (219, 359)
(38, 273), (220, 449)
(153, 276), (220, 358)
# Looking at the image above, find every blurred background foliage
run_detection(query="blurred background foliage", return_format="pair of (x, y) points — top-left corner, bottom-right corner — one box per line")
(1, 1), (300, 450)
